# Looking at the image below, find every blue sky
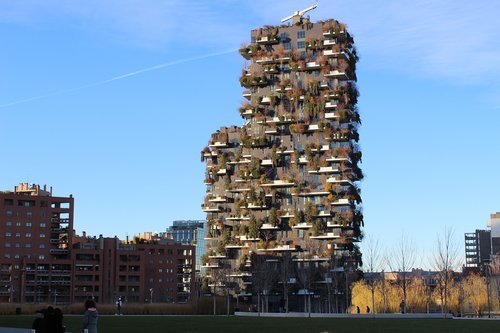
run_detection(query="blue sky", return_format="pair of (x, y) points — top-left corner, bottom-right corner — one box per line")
(1, 0), (499, 269)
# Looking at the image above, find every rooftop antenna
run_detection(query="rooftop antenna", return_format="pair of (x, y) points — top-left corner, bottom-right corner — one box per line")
(281, 2), (319, 25)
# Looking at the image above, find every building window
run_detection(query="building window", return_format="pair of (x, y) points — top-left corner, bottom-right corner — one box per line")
(283, 42), (291, 50)
(297, 41), (305, 49)
(25, 243), (32, 248)
(5, 232), (12, 237)
(26, 233), (32, 238)
(297, 31), (306, 39)
(5, 243), (11, 248)
(5, 210), (12, 216)
(40, 223), (46, 228)
(4, 254), (11, 259)
(15, 232), (20, 238)
(38, 255), (45, 260)
(15, 243), (20, 248)
(5, 221), (12, 226)
(27, 211), (33, 217)
(18, 200), (35, 207)
(16, 222), (21, 227)
(14, 254), (19, 259)
(39, 244), (45, 249)
(280, 32), (287, 41)
(26, 222), (32, 227)
(40, 233), (45, 238)
(4, 199), (13, 206)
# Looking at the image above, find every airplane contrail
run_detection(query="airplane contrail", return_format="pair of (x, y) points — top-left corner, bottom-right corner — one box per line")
(0, 48), (237, 109)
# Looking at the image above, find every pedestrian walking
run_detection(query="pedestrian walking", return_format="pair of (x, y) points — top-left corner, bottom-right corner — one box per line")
(82, 299), (98, 333)
(116, 297), (123, 315)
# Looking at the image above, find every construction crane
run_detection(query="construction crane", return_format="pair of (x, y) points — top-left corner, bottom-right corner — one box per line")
(281, 3), (318, 25)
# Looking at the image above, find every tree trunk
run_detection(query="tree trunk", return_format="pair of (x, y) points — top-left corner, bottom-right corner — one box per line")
(371, 284), (375, 316)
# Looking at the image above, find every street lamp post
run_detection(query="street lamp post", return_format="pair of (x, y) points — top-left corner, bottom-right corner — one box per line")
(150, 288), (153, 304)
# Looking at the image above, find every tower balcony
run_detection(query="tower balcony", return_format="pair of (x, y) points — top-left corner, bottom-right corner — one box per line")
(327, 221), (343, 228)
(208, 255), (227, 259)
(325, 101), (338, 109)
(216, 168), (227, 175)
(325, 112), (338, 119)
(237, 235), (260, 242)
(226, 215), (250, 221)
(256, 57), (275, 64)
(324, 70), (349, 80)
(323, 39), (336, 46)
(296, 190), (330, 197)
(228, 272), (252, 278)
(323, 29), (346, 38)
(242, 90), (252, 99)
(225, 244), (249, 249)
(265, 127), (279, 135)
(294, 256), (331, 262)
(308, 167), (339, 174)
(208, 196), (227, 203)
(209, 141), (228, 149)
(261, 96), (271, 104)
(202, 206), (221, 212)
(248, 203), (267, 210)
(292, 222), (312, 229)
(326, 157), (349, 163)
(310, 232), (341, 239)
(318, 211), (332, 217)
(331, 198), (351, 206)
(260, 223), (278, 230)
(280, 210), (294, 218)
(256, 35), (279, 45)
(326, 177), (353, 186)
(260, 180), (295, 188)
(305, 61), (321, 71)
(258, 244), (298, 252)
(323, 50), (346, 58)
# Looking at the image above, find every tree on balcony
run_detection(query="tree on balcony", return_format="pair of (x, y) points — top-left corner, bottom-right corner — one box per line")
(268, 207), (279, 227)
(248, 214), (261, 239)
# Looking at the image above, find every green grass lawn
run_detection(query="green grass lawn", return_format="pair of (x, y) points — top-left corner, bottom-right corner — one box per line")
(0, 315), (498, 333)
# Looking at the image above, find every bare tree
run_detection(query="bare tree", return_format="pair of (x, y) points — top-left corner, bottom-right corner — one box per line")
(295, 260), (318, 316)
(364, 235), (383, 315)
(251, 254), (278, 314)
(433, 226), (460, 316)
(490, 256), (500, 311)
(279, 251), (294, 312)
(209, 260), (232, 315)
(388, 233), (418, 313)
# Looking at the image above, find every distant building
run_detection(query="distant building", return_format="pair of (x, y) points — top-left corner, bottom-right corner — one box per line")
(166, 220), (206, 273)
(464, 212), (500, 274)
(487, 212), (500, 256)
(167, 220), (204, 244)
(0, 183), (195, 304)
(465, 229), (491, 272)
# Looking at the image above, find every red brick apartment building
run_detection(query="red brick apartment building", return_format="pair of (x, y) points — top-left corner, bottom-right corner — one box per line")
(0, 183), (195, 304)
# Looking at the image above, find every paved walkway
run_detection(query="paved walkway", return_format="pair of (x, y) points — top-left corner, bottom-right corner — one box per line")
(0, 328), (33, 333)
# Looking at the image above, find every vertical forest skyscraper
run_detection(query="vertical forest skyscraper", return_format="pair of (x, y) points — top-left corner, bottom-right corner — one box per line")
(201, 9), (362, 311)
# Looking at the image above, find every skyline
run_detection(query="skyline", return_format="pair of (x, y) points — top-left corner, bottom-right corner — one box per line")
(1, 0), (499, 269)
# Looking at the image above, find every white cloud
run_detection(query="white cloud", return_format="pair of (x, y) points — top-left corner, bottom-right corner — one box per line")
(1, 0), (499, 82)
